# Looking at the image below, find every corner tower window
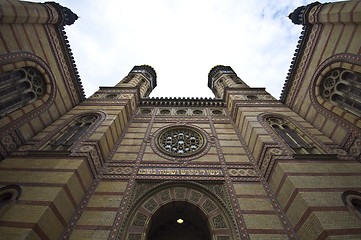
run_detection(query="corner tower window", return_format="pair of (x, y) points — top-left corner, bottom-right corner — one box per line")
(229, 75), (243, 84)
(320, 68), (361, 117)
(0, 67), (46, 116)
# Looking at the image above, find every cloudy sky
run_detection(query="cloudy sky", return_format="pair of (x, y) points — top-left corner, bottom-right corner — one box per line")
(48, 0), (338, 99)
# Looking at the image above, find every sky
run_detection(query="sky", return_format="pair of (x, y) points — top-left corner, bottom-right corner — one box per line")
(44, 0), (339, 99)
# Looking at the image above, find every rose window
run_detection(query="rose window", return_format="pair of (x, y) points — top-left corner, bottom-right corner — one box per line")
(156, 126), (206, 157)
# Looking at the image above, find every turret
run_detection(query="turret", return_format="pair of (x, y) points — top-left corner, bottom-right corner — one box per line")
(208, 65), (248, 98)
(116, 65), (157, 98)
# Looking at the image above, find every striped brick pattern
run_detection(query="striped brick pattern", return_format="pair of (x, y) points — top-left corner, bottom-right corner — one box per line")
(234, 182), (288, 239)
(0, 156), (93, 239)
(269, 160), (361, 239)
(69, 180), (127, 239)
(284, 1), (361, 158)
(0, 1), (84, 161)
(114, 122), (147, 163)
(215, 123), (251, 164)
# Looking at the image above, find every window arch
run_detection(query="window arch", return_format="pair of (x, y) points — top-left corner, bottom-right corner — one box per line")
(342, 191), (361, 220)
(228, 75), (243, 85)
(320, 68), (361, 117)
(265, 116), (325, 154)
(121, 74), (133, 84)
(43, 114), (99, 151)
(0, 185), (21, 217)
(0, 67), (46, 117)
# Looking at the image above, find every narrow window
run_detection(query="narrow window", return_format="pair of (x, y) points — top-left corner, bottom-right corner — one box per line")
(44, 114), (98, 151)
(265, 116), (324, 154)
(0, 67), (46, 116)
(121, 73), (136, 84)
(229, 75), (243, 84)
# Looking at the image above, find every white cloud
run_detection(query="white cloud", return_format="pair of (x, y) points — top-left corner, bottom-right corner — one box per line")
(48, 0), (340, 98)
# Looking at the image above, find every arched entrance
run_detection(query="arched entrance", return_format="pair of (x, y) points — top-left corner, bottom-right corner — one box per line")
(147, 201), (211, 240)
(117, 181), (239, 240)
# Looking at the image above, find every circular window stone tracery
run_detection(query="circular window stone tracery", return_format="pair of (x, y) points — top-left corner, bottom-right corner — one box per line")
(158, 126), (205, 156)
(152, 125), (210, 161)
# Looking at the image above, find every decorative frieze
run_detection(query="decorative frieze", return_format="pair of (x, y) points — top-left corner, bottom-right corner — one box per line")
(137, 167), (224, 176)
(228, 168), (257, 177)
(132, 212), (147, 227)
(212, 214), (227, 229)
(143, 198), (158, 212)
(105, 166), (132, 175)
(140, 97), (225, 107)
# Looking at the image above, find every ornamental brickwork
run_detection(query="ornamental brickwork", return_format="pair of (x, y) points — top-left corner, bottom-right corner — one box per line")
(0, 1), (361, 240)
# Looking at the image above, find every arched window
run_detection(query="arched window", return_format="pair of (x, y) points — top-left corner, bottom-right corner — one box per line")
(44, 114), (99, 151)
(0, 185), (21, 217)
(0, 67), (46, 116)
(229, 75), (243, 85)
(265, 116), (324, 154)
(320, 68), (361, 117)
(342, 191), (361, 220)
(121, 75), (133, 83)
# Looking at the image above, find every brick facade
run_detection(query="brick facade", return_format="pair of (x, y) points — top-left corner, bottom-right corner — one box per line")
(0, 1), (360, 239)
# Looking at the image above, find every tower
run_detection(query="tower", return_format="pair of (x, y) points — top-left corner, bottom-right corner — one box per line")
(115, 65), (157, 98)
(208, 65), (249, 98)
(0, 1), (360, 240)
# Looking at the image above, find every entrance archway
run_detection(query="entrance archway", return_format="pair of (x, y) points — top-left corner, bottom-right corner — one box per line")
(118, 181), (239, 240)
(147, 201), (211, 240)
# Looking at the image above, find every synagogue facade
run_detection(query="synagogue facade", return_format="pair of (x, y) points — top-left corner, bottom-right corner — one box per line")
(0, 1), (360, 239)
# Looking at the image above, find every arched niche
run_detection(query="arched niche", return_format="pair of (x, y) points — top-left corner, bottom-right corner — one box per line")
(118, 181), (239, 240)
(310, 53), (361, 128)
(0, 52), (57, 122)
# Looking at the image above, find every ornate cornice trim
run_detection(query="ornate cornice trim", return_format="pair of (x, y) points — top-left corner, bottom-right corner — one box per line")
(44, 3), (85, 102)
(140, 97), (225, 107)
(280, 2), (322, 103)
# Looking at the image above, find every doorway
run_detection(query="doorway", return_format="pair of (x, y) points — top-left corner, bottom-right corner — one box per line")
(147, 201), (211, 240)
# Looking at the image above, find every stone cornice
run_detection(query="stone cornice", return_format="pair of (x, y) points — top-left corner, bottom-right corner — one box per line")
(280, 2), (322, 103)
(140, 97), (225, 107)
(46, 2), (86, 102)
